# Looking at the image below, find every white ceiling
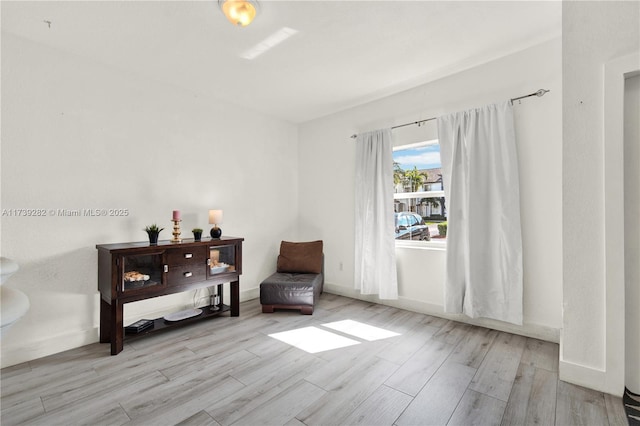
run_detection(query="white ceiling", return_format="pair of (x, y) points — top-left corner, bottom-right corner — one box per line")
(1, 1), (562, 123)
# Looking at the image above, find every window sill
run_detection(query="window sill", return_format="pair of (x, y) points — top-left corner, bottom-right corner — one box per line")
(395, 240), (446, 251)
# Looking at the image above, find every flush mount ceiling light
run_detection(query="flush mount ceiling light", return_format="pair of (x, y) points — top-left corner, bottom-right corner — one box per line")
(219, 0), (259, 27)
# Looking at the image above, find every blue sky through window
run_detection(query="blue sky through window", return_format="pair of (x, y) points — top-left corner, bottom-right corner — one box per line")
(393, 143), (441, 171)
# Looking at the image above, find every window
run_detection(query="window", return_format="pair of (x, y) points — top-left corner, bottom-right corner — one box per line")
(393, 140), (447, 245)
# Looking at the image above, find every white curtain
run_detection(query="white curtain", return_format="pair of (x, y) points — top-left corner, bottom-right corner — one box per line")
(437, 101), (523, 325)
(354, 129), (398, 299)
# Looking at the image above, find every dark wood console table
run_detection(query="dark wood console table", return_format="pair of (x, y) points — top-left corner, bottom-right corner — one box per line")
(96, 236), (243, 355)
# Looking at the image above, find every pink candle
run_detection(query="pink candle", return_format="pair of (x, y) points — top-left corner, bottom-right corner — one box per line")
(172, 210), (181, 221)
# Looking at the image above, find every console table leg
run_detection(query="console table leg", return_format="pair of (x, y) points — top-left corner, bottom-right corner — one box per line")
(111, 300), (124, 355)
(231, 280), (239, 316)
(99, 298), (111, 343)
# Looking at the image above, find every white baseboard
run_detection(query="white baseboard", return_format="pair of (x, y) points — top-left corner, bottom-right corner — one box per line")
(1, 284), (559, 369)
(323, 283), (560, 343)
(240, 287), (260, 302)
(1, 290), (262, 369)
(558, 357), (625, 397)
(1, 327), (99, 369)
(558, 358), (621, 396)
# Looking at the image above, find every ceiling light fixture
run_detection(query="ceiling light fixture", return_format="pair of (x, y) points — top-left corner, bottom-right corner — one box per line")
(218, 0), (259, 27)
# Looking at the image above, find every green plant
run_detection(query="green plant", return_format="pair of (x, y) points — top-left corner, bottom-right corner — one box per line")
(437, 222), (448, 237)
(404, 167), (427, 192)
(144, 224), (164, 234)
(192, 228), (203, 233)
(393, 161), (405, 186)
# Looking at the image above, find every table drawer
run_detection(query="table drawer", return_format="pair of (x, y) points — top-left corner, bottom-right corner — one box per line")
(167, 264), (206, 286)
(167, 246), (207, 267)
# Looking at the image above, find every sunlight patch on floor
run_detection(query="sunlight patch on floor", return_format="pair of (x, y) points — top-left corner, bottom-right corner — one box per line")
(322, 319), (401, 341)
(268, 326), (360, 353)
(268, 320), (401, 353)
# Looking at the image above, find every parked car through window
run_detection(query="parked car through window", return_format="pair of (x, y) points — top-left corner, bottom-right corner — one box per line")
(395, 212), (431, 241)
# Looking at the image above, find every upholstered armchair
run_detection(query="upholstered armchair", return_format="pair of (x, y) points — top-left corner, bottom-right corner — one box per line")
(259, 240), (324, 315)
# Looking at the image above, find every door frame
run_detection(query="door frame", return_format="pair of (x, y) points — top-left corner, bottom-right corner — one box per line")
(603, 51), (640, 395)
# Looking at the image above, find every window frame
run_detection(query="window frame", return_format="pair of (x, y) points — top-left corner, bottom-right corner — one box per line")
(393, 139), (447, 250)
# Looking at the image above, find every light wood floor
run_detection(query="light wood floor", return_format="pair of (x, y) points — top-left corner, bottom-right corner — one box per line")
(1, 294), (629, 425)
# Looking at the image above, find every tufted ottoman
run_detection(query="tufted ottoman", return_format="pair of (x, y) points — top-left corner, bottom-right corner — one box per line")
(260, 272), (323, 314)
(259, 240), (323, 315)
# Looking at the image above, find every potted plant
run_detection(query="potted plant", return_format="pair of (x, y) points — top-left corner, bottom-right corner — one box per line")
(144, 224), (164, 245)
(192, 228), (203, 242)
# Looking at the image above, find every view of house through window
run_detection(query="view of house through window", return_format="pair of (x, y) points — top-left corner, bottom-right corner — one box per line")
(393, 140), (447, 243)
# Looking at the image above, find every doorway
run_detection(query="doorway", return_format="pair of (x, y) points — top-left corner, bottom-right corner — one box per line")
(624, 73), (640, 395)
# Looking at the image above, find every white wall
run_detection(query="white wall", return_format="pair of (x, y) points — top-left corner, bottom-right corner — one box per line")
(562, 1), (640, 395)
(0, 34), (299, 367)
(298, 38), (562, 341)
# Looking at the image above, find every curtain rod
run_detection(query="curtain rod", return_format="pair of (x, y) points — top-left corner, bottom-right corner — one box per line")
(349, 88), (550, 139)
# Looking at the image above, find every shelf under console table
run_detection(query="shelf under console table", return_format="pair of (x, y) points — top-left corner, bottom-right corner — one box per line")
(96, 236), (244, 355)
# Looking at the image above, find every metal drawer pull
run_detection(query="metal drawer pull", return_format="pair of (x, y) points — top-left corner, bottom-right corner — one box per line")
(183, 272), (193, 278)
(184, 253), (193, 259)
(164, 265), (168, 273)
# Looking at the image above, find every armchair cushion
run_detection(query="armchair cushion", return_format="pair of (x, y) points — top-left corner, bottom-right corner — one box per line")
(276, 240), (323, 274)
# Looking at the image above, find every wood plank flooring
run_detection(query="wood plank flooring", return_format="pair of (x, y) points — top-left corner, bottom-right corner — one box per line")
(0, 294), (628, 425)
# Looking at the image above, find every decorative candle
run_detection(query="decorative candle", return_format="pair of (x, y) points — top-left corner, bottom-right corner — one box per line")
(210, 249), (220, 265)
(172, 210), (181, 221)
